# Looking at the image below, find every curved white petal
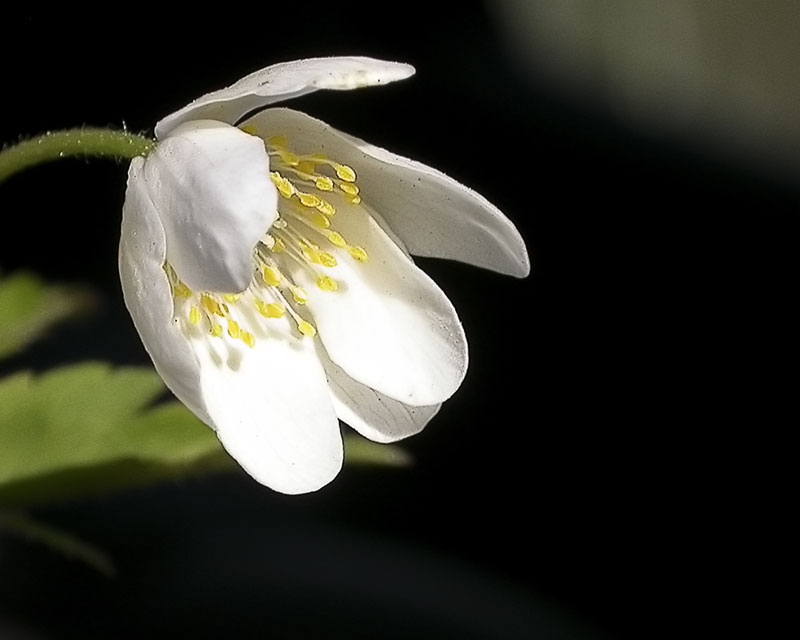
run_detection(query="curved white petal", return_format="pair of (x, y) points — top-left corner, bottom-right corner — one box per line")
(245, 108), (530, 277)
(156, 57), (415, 138)
(193, 307), (343, 494)
(118, 158), (210, 425)
(284, 193), (468, 407)
(320, 347), (441, 444)
(143, 120), (277, 293)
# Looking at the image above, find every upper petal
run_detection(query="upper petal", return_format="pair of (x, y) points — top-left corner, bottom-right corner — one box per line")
(156, 57), (415, 138)
(118, 158), (210, 425)
(245, 108), (530, 278)
(143, 120), (277, 293)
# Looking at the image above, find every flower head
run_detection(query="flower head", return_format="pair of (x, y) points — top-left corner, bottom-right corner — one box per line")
(119, 57), (529, 494)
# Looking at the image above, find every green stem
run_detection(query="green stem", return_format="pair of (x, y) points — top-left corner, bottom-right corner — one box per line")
(0, 510), (115, 577)
(0, 128), (155, 183)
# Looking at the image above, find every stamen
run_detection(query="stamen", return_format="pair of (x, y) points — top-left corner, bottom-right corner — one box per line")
(326, 231), (347, 247)
(339, 182), (359, 196)
(271, 236), (286, 253)
(298, 320), (317, 338)
(334, 164), (356, 182)
(348, 246), (369, 262)
(290, 285), (309, 305)
(174, 282), (193, 298)
(201, 294), (225, 316)
(262, 265), (281, 287)
(316, 276), (339, 292)
(256, 300), (285, 318)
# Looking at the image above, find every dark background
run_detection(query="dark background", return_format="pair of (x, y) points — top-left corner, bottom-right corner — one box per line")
(0, 4), (792, 639)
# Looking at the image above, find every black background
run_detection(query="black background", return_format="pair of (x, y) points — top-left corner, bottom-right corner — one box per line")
(0, 4), (792, 639)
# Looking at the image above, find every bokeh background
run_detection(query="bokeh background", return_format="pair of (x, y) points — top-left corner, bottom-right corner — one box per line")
(0, 2), (792, 638)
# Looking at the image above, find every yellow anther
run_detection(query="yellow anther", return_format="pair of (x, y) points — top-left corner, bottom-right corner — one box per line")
(301, 244), (321, 264)
(315, 176), (334, 191)
(334, 163), (356, 182)
(270, 172), (295, 198)
(298, 192), (321, 208)
(174, 282), (193, 298)
(316, 276), (339, 292)
(256, 300), (286, 318)
(240, 124), (258, 136)
(201, 294), (224, 316)
(298, 320), (317, 338)
(348, 246), (369, 262)
(267, 135), (287, 147)
(241, 331), (255, 348)
(256, 301), (286, 318)
(227, 320), (241, 339)
(271, 237), (286, 253)
(318, 252), (337, 268)
(339, 182), (359, 196)
(317, 199), (336, 216)
(279, 150), (300, 166)
(189, 306), (201, 325)
(296, 160), (315, 174)
(308, 210), (331, 229)
(326, 231), (347, 248)
(210, 323), (223, 338)
(347, 195), (362, 205)
(223, 294), (241, 303)
(262, 265), (281, 287)
(290, 285), (309, 305)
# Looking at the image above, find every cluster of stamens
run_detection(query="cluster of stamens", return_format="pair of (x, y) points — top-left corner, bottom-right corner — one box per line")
(164, 130), (369, 349)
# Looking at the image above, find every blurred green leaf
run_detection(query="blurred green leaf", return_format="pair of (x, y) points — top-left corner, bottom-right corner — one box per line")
(0, 362), (410, 507)
(345, 434), (413, 467)
(0, 270), (95, 360)
(0, 362), (231, 506)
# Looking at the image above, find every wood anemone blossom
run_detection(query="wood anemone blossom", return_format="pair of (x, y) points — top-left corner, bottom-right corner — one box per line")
(119, 57), (530, 494)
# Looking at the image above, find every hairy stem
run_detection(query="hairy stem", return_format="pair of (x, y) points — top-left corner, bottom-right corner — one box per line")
(0, 128), (154, 183)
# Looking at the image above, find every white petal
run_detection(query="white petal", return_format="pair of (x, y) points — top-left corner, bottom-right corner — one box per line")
(193, 310), (343, 495)
(321, 348), (441, 444)
(143, 120), (277, 293)
(118, 158), (210, 425)
(287, 194), (468, 407)
(156, 57), (415, 138)
(245, 108), (530, 278)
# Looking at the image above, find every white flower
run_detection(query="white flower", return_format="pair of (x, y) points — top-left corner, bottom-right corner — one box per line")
(119, 57), (530, 494)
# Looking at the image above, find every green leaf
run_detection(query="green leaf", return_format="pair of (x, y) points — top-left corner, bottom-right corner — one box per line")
(345, 434), (413, 467)
(0, 362), (409, 507)
(0, 270), (95, 360)
(0, 362), (229, 506)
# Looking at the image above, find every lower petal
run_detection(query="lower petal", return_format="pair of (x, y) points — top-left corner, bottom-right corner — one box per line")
(291, 194), (469, 407)
(193, 312), (343, 495)
(320, 347), (441, 444)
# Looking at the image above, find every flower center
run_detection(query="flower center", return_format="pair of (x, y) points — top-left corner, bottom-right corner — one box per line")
(163, 133), (368, 349)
